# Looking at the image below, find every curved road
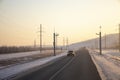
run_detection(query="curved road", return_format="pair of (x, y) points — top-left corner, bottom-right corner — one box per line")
(13, 48), (101, 80)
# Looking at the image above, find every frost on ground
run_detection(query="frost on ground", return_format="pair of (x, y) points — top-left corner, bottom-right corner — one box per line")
(0, 50), (63, 69)
(89, 49), (120, 80)
(0, 50), (63, 60)
(0, 52), (67, 80)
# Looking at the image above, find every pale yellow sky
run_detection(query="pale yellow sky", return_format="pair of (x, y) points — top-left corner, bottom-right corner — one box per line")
(0, 0), (120, 46)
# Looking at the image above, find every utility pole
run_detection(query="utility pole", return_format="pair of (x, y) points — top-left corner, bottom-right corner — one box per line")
(53, 32), (59, 56)
(53, 33), (56, 56)
(99, 28), (102, 55)
(119, 24), (120, 52)
(40, 24), (42, 53)
(96, 26), (102, 55)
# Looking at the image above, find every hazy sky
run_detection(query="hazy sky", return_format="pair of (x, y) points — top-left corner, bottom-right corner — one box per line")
(0, 0), (120, 46)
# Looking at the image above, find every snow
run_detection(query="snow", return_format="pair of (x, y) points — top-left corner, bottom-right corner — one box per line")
(0, 50), (54, 60)
(0, 42), (120, 80)
(89, 49), (120, 80)
(0, 52), (67, 80)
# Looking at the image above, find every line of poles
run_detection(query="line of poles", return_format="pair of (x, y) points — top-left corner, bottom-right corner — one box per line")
(37, 24), (69, 56)
(37, 24), (120, 56)
(96, 24), (120, 55)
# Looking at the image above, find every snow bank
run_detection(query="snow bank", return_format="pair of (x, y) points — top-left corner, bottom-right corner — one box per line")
(0, 52), (67, 80)
(89, 49), (120, 80)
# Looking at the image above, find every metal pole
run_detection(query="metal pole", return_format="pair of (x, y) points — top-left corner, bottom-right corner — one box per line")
(53, 33), (56, 56)
(100, 31), (102, 55)
(119, 24), (120, 52)
(40, 24), (42, 53)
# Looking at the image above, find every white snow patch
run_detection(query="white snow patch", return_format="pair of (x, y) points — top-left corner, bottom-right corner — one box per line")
(89, 49), (120, 80)
(0, 50), (56, 60)
(0, 52), (67, 80)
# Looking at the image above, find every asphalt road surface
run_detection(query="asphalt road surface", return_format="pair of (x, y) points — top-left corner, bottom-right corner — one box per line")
(13, 48), (101, 80)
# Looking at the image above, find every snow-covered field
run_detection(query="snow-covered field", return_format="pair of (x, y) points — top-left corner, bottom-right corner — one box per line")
(0, 50), (63, 69)
(0, 52), (67, 80)
(0, 50), (57, 60)
(89, 49), (120, 80)
(0, 46), (120, 80)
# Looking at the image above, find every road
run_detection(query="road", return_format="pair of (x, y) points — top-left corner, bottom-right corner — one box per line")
(13, 48), (101, 80)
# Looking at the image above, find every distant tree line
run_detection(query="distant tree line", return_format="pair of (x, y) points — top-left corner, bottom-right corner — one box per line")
(0, 46), (38, 54)
(0, 46), (63, 54)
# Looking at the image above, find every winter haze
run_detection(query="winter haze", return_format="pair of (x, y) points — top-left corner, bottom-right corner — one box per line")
(0, 0), (120, 46)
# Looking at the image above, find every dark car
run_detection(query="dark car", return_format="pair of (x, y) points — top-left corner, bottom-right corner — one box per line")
(67, 50), (75, 56)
